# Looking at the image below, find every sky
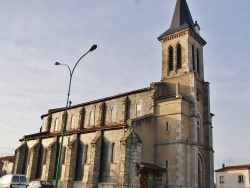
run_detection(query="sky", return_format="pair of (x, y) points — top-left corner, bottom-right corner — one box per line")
(0, 0), (250, 171)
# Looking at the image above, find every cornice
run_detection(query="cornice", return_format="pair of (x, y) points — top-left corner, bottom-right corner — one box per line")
(159, 29), (188, 43)
(159, 28), (206, 46)
(189, 29), (207, 46)
(20, 123), (127, 142)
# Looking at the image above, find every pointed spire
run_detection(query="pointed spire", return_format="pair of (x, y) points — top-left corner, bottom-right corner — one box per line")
(158, 0), (195, 39)
(170, 0), (194, 30)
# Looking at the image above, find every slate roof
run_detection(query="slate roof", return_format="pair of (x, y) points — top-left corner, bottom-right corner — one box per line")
(158, 0), (195, 39)
(170, 0), (194, 29)
(215, 164), (250, 172)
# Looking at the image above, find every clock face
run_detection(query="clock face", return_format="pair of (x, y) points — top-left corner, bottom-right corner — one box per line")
(194, 21), (200, 34)
(195, 26), (200, 34)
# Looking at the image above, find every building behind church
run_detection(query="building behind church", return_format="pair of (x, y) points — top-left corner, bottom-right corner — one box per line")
(12, 0), (214, 187)
(215, 164), (250, 188)
(0, 156), (14, 177)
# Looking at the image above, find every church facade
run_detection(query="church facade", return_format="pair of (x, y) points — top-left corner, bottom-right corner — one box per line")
(13, 0), (214, 187)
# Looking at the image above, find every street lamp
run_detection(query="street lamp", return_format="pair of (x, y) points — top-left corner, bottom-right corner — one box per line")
(54, 44), (97, 188)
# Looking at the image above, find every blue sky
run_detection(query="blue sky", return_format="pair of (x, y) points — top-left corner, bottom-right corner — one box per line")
(0, 0), (250, 171)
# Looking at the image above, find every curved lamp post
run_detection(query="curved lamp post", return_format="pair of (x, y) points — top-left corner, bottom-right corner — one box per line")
(54, 44), (97, 188)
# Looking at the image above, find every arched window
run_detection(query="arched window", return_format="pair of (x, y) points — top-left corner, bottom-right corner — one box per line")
(74, 140), (83, 181)
(47, 115), (52, 132)
(89, 111), (94, 126)
(54, 118), (59, 132)
(79, 108), (85, 129)
(198, 154), (205, 188)
(111, 106), (116, 123)
(168, 46), (174, 71)
(177, 43), (182, 69)
(197, 49), (200, 74)
(54, 142), (60, 179)
(192, 45), (195, 71)
(110, 143), (116, 163)
(70, 115), (75, 129)
(136, 101), (142, 117)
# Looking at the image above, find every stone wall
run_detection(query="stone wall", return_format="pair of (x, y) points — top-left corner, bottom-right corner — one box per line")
(40, 89), (154, 136)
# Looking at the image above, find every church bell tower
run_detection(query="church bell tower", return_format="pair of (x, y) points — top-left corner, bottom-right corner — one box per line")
(158, 0), (206, 82)
(156, 0), (214, 187)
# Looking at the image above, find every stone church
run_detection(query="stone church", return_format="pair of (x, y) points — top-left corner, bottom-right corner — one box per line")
(13, 0), (214, 187)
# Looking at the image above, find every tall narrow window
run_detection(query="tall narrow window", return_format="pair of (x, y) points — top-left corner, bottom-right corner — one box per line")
(89, 111), (94, 126)
(192, 45), (195, 71)
(110, 143), (116, 163)
(54, 142), (60, 179)
(70, 115), (75, 129)
(79, 108), (85, 129)
(136, 101), (142, 117)
(168, 46), (174, 71)
(165, 122), (170, 131)
(197, 121), (200, 144)
(54, 118), (59, 132)
(74, 141), (83, 181)
(111, 106), (116, 123)
(177, 44), (182, 69)
(197, 49), (200, 74)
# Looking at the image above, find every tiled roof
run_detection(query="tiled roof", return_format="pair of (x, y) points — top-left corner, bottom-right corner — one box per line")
(0, 156), (14, 162)
(215, 164), (250, 172)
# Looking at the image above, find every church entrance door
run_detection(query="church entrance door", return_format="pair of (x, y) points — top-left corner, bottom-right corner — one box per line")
(140, 171), (148, 188)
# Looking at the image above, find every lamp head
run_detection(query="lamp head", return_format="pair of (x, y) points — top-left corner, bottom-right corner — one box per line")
(54, 62), (60, 65)
(89, 45), (97, 52)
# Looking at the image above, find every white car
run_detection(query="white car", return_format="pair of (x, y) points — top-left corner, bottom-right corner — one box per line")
(0, 174), (27, 188)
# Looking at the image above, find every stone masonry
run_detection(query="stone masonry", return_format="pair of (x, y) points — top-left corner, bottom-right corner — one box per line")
(13, 1), (214, 187)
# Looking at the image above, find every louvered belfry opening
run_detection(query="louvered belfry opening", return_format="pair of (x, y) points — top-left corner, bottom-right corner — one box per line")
(177, 43), (182, 69)
(197, 49), (200, 73)
(168, 46), (174, 71)
(192, 45), (195, 71)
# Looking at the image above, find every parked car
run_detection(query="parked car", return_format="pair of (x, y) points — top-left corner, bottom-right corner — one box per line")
(28, 180), (54, 188)
(0, 174), (27, 188)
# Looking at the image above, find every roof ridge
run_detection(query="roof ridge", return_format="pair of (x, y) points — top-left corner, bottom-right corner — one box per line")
(215, 164), (250, 172)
